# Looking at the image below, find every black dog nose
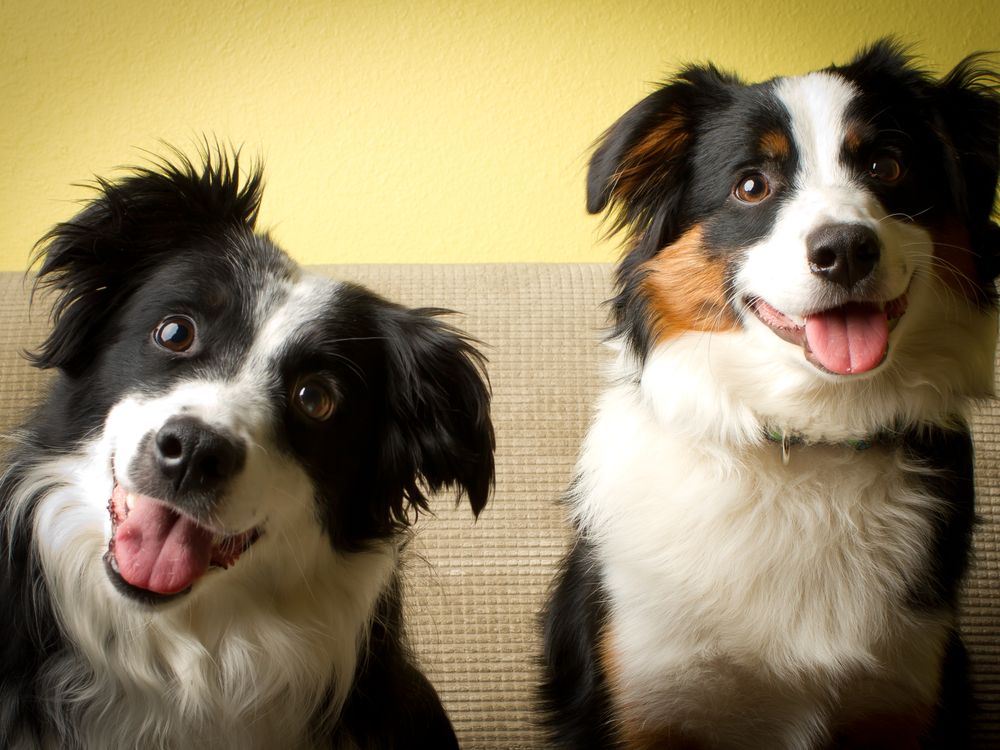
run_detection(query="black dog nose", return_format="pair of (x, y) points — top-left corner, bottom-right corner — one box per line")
(806, 223), (881, 288)
(154, 416), (246, 495)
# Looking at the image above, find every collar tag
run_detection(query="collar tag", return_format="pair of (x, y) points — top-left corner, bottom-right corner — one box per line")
(764, 426), (898, 460)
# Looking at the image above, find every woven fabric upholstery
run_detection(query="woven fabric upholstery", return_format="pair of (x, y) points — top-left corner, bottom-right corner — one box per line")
(1, 264), (997, 748)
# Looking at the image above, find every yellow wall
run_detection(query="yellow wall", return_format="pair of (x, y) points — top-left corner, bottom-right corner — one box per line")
(1, 1), (997, 271)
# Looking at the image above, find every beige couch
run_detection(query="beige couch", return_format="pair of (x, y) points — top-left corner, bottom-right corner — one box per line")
(1, 264), (998, 748)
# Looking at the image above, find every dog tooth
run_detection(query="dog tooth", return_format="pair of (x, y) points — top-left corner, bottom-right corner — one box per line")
(125, 493), (136, 511)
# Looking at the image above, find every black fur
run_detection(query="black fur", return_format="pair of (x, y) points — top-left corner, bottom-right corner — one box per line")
(334, 576), (461, 750)
(0, 461), (61, 743)
(902, 426), (977, 613)
(29, 147), (266, 376)
(540, 534), (615, 749)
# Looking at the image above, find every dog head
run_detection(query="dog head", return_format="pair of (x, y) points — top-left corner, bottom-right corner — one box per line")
(588, 40), (999, 440)
(29, 149), (495, 604)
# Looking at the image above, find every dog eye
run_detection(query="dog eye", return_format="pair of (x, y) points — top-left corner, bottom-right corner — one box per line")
(153, 316), (196, 353)
(291, 376), (337, 422)
(734, 173), (771, 203)
(869, 154), (903, 183)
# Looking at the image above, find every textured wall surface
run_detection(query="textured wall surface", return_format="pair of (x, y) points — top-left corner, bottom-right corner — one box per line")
(1, 0), (998, 271)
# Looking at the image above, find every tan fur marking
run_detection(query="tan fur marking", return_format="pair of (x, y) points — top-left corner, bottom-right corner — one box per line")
(759, 129), (790, 160)
(845, 124), (865, 154)
(598, 624), (622, 687)
(613, 115), (689, 200)
(641, 225), (738, 343)
(597, 624), (627, 738)
(599, 627), (705, 749)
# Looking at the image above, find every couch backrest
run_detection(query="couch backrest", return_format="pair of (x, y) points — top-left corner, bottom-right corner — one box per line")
(1, 264), (999, 748)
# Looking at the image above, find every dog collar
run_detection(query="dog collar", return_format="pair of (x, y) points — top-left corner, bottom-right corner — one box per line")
(764, 427), (901, 465)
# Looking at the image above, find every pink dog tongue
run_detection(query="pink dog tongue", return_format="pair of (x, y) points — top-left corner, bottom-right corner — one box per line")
(113, 495), (213, 594)
(804, 303), (888, 375)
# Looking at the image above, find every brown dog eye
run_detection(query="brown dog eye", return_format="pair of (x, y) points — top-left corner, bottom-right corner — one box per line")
(734, 173), (771, 203)
(869, 154), (903, 183)
(292, 376), (337, 422)
(153, 316), (196, 352)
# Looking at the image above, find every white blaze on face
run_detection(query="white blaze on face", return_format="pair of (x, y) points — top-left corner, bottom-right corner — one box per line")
(735, 72), (930, 376)
(102, 273), (343, 594)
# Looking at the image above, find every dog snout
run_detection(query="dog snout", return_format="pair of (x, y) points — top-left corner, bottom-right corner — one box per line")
(806, 223), (881, 289)
(154, 416), (246, 495)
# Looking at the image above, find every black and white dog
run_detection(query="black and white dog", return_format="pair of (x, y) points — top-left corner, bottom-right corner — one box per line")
(542, 41), (999, 748)
(0, 151), (495, 749)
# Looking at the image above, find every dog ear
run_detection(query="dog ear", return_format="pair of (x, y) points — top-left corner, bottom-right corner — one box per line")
(934, 55), (1000, 278)
(28, 148), (262, 375)
(589, 66), (736, 359)
(587, 65), (734, 234)
(378, 307), (495, 521)
(838, 40), (1000, 283)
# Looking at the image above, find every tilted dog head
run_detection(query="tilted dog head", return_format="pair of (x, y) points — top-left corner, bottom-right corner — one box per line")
(28, 150), (495, 604)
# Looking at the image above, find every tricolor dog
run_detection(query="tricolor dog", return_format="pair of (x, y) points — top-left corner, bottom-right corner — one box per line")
(542, 41), (999, 749)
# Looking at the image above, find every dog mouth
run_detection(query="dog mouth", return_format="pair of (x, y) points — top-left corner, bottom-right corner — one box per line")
(748, 293), (909, 375)
(105, 482), (262, 599)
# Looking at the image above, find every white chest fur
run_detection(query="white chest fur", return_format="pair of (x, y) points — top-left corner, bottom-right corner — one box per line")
(573, 381), (950, 748)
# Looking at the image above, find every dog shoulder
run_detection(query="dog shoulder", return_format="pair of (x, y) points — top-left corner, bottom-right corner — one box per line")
(333, 578), (459, 749)
(539, 533), (617, 750)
